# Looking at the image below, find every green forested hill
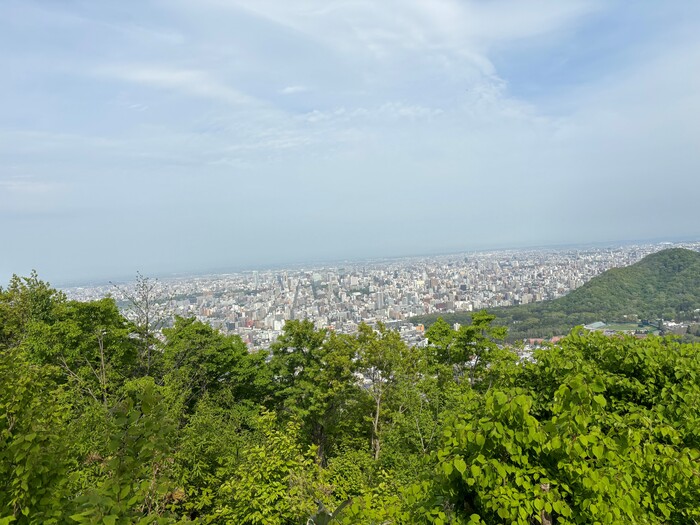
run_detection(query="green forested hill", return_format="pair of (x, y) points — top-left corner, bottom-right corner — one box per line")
(411, 248), (700, 340)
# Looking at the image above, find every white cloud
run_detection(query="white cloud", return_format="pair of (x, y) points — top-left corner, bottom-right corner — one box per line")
(280, 85), (308, 94)
(187, 0), (599, 56)
(458, 0), (602, 44)
(300, 102), (444, 123)
(96, 65), (255, 106)
(162, 0), (600, 126)
(4, 0), (700, 280)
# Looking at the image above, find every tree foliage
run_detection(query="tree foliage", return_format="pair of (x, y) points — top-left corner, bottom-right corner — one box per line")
(0, 348), (70, 523)
(1, 272), (699, 524)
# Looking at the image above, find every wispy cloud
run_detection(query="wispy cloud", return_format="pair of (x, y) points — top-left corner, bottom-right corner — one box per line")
(300, 102), (445, 124)
(0, 175), (68, 218)
(0, 177), (57, 194)
(2, 0), (700, 281)
(95, 65), (255, 106)
(279, 85), (308, 95)
(190, 0), (599, 58)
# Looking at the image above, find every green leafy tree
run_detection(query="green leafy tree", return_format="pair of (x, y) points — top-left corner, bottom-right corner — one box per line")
(0, 272), (65, 350)
(356, 323), (419, 462)
(163, 316), (270, 410)
(425, 312), (506, 387)
(69, 378), (183, 524)
(216, 412), (318, 525)
(269, 321), (359, 463)
(426, 330), (700, 524)
(0, 348), (71, 523)
(25, 298), (138, 407)
(172, 390), (260, 521)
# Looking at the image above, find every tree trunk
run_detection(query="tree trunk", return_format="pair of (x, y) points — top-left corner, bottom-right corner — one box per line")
(372, 395), (382, 460)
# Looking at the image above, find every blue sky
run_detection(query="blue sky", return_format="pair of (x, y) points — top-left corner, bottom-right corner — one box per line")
(2, 0), (700, 284)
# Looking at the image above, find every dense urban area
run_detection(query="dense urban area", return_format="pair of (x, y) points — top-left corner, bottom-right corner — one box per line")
(64, 241), (700, 349)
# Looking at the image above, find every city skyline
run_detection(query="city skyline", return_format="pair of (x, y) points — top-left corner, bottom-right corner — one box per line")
(3, 1), (700, 282)
(65, 240), (700, 349)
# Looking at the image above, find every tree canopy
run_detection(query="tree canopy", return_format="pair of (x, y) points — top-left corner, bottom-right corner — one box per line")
(1, 272), (699, 524)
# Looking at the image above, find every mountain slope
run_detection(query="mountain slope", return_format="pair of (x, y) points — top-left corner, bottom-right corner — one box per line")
(411, 248), (700, 340)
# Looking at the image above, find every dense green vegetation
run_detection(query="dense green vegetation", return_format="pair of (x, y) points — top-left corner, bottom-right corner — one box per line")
(412, 248), (700, 340)
(1, 271), (700, 524)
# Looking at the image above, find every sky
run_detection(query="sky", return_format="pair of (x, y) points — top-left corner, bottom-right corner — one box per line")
(2, 0), (700, 284)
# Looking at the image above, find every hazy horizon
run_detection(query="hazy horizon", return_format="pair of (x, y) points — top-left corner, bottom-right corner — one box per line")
(3, 1), (700, 283)
(47, 234), (700, 289)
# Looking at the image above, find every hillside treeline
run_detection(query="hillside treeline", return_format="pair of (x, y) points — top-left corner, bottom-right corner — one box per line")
(413, 248), (700, 340)
(1, 272), (699, 524)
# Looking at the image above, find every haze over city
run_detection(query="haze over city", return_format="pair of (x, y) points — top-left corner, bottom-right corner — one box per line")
(2, 1), (700, 283)
(65, 240), (700, 349)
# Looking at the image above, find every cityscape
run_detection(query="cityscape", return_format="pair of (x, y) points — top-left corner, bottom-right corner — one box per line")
(5, 2), (700, 519)
(64, 240), (700, 349)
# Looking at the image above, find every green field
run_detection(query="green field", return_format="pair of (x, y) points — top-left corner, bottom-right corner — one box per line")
(601, 322), (643, 331)
(587, 322), (661, 336)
